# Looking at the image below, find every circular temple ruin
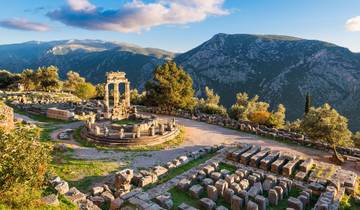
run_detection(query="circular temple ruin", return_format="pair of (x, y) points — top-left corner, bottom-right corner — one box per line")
(81, 72), (180, 147)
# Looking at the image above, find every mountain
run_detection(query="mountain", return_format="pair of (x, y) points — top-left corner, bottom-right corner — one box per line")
(0, 39), (174, 88)
(176, 33), (360, 130)
(1, 35), (360, 130)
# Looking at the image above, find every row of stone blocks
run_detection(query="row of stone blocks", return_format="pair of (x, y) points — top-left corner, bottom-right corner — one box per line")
(227, 144), (314, 179)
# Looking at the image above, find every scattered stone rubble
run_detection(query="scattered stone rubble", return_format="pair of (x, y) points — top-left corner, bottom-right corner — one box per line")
(106, 143), (357, 210)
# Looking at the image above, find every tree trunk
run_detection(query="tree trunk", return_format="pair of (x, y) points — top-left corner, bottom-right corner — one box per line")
(332, 145), (344, 165)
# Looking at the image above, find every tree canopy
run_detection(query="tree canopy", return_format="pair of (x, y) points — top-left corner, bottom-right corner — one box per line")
(300, 103), (353, 162)
(144, 61), (195, 110)
(229, 92), (285, 128)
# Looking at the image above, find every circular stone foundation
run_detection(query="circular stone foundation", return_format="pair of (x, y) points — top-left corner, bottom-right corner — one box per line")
(82, 114), (180, 147)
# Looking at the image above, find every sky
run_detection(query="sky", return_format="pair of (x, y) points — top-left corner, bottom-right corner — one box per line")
(0, 0), (359, 53)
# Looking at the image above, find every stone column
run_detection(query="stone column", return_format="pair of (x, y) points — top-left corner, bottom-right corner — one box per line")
(113, 82), (120, 108)
(104, 83), (109, 111)
(125, 82), (130, 107)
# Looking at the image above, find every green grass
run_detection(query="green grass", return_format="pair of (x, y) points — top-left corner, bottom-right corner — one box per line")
(218, 162), (237, 174)
(74, 126), (185, 151)
(168, 187), (202, 209)
(39, 125), (58, 142)
(144, 151), (217, 190)
(12, 106), (72, 124)
(50, 151), (120, 192)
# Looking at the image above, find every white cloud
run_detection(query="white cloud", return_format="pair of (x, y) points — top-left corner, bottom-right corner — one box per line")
(0, 18), (50, 31)
(346, 16), (360, 32)
(47, 0), (229, 33)
(67, 0), (96, 11)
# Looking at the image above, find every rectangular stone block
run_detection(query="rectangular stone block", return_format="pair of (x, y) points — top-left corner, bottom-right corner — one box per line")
(282, 159), (301, 177)
(249, 148), (271, 168)
(240, 145), (261, 165)
(207, 185), (218, 201)
(189, 184), (204, 199)
(260, 151), (280, 171)
(299, 158), (313, 173)
(227, 144), (252, 161)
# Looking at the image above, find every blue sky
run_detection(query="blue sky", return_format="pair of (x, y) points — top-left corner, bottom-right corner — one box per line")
(0, 0), (359, 52)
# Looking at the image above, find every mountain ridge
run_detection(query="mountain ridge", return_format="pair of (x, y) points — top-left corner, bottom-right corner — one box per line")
(1, 34), (360, 130)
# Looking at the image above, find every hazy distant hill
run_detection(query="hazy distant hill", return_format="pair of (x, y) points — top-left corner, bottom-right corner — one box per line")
(1, 35), (360, 130)
(0, 39), (174, 88)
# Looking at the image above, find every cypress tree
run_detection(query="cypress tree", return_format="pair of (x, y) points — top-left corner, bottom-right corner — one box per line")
(305, 92), (311, 114)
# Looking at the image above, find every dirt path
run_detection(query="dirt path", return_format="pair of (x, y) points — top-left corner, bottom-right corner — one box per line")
(50, 115), (360, 174)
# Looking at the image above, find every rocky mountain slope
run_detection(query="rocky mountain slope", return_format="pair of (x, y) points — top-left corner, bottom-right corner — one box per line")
(1, 34), (360, 130)
(176, 34), (360, 130)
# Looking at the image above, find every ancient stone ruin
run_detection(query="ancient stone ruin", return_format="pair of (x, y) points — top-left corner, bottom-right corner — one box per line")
(103, 72), (131, 120)
(96, 143), (358, 210)
(81, 71), (180, 147)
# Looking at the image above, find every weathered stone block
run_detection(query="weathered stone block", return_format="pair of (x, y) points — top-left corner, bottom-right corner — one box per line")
(207, 185), (218, 201)
(177, 179), (191, 191)
(189, 184), (204, 199)
(240, 145), (261, 165)
(231, 195), (243, 210)
(211, 172), (222, 181)
(200, 198), (216, 210)
(288, 197), (303, 210)
(215, 179), (228, 196)
(268, 189), (278, 206)
(246, 200), (259, 210)
(203, 178), (214, 187)
(255, 195), (267, 210)
(224, 188), (235, 204)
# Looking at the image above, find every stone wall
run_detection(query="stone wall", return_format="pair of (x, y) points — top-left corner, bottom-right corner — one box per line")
(0, 102), (14, 132)
(140, 106), (360, 158)
(46, 108), (74, 121)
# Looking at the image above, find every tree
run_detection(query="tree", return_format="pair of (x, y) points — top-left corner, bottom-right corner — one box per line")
(63, 71), (85, 93)
(267, 104), (286, 128)
(204, 86), (220, 105)
(144, 61), (195, 110)
(300, 103), (353, 164)
(352, 132), (360, 148)
(0, 70), (21, 89)
(130, 89), (146, 105)
(95, 83), (105, 99)
(35, 66), (61, 91)
(20, 69), (36, 90)
(196, 86), (227, 116)
(305, 92), (311, 114)
(229, 92), (270, 121)
(74, 82), (96, 100)
(0, 126), (51, 208)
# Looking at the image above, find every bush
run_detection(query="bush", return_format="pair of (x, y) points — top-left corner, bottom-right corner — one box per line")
(248, 111), (271, 124)
(0, 126), (51, 208)
(196, 103), (228, 117)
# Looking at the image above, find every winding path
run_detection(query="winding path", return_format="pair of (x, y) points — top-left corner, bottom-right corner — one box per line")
(48, 114), (359, 175)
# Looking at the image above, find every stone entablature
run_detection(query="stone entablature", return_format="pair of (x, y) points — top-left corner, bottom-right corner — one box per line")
(0, 102), (14, 131)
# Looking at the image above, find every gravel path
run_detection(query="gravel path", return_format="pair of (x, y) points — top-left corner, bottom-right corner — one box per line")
(50, 115), (360, 174)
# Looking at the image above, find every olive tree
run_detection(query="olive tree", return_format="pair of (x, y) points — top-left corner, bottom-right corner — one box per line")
(300, 103), (353, 164)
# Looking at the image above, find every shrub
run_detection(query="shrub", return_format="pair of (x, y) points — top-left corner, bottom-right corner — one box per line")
(0, 126), (51, 208)
(248, 111), (271, 124)
(196, 103), (228, 117)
